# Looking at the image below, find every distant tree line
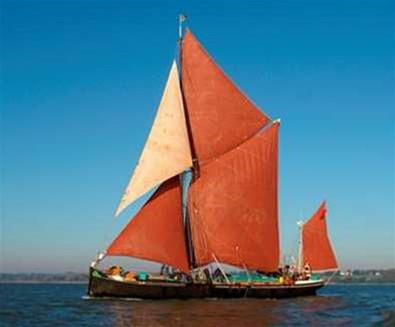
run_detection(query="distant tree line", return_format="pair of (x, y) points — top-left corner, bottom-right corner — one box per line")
(0, 272), (89, 282)
(323, 269), (395, 284)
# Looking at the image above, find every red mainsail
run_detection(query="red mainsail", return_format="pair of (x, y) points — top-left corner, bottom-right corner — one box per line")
(302, 202), (338, 271)
(188, 123), (280, 272)
(181, 30), (270, 163)
(107, 176), (190, 272)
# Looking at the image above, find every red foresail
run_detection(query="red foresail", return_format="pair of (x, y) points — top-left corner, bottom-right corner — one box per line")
(302, 202), (338, 271)
(107, 177), (190, 272)
(181, 30), (270, 163)
(188, 123), (280, 272)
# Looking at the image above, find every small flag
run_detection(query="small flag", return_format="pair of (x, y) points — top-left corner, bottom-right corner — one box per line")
(180, 14), (187, 23)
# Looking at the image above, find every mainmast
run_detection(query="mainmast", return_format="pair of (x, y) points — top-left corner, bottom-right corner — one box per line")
(177, 14), (197, 269)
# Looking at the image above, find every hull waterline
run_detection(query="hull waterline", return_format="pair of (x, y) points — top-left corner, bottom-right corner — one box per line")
(87, 268), (324, 300)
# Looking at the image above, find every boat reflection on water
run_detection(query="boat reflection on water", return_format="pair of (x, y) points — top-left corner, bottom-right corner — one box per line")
(102, 294), (360, 327)
(106, 298), (283, 327)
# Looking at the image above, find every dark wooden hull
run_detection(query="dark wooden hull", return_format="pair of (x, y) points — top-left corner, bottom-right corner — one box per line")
(87, 268), (324, 299)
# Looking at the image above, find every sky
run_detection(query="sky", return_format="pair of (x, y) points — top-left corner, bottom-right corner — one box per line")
(0, 0), (394, 273)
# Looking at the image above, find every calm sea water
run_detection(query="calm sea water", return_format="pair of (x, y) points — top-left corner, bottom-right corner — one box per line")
(0, 283), (394, 326)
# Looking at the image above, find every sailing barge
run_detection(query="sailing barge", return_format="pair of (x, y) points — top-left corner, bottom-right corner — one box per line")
(88, 21), (338, 299)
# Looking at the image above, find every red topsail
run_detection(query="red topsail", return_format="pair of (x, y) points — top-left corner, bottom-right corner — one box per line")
(107, 177), (190, 272)
(302, 202), (338, 271)
(181, 31), (270, 163)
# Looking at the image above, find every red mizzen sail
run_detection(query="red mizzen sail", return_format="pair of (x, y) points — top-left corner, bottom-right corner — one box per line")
(107, 176), (190, 272)
(188, 123), (280, 272)
(181, 30), (270, 163)
(302, 202), (338, 271)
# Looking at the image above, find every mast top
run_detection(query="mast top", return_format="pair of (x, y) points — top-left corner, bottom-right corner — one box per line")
(179, 14), (187, 40)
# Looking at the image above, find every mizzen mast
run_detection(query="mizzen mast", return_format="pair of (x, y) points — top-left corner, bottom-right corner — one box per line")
(297, 220), (304, 273)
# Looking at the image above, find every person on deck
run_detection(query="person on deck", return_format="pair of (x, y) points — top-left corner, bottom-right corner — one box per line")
(106, 266), (124, 281)
(289, 265), (298, 280)
(160, 264), (170, 276)
(303, 262), (311, 279)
